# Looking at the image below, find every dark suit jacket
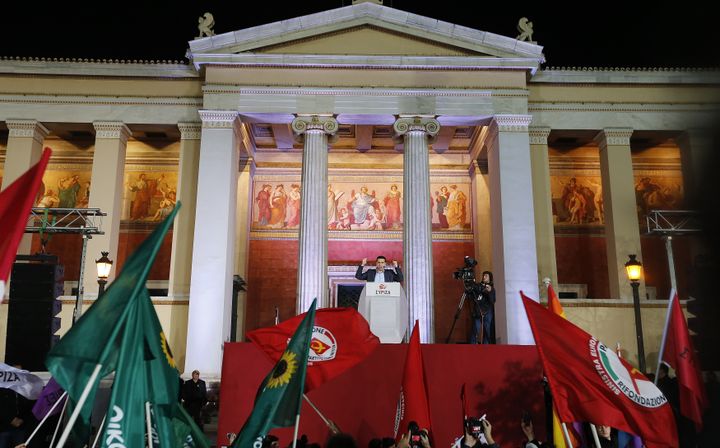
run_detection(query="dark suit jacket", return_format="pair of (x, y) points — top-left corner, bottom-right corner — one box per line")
(355, 265), (403, 282)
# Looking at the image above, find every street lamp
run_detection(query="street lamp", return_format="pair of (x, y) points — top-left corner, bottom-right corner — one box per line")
(96, 251), (113, 296)
(625, 254), (646, 373)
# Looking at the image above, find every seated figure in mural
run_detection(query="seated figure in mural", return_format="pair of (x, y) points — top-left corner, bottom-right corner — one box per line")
(351, 186), (377, 225)
(38, 189), (60, 208)
(58, 174), (81, 208)
(350, 204), (383, 230)
(152, 189), (177, 221)
(337, 207), (351, 230)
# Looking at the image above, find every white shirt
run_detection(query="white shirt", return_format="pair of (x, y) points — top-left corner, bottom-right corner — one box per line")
(375, 270), (386, 283)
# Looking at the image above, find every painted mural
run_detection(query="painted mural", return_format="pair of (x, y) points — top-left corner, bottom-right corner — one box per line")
(634, 174), (683, 215)
(551, 175), (604, 226)
(252, 181), (471, 231)
(550, 172), (684, 227)
(36, 170), (92, 208)
(122, 171), (178, 223)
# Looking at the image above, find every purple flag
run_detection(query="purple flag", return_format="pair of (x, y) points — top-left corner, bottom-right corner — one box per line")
(31, 377), (66, 420)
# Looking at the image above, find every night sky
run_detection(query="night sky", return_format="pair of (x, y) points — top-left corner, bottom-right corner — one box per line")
(3, 0), (717, 68)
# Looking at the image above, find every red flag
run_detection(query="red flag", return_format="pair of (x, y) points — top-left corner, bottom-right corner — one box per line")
(247, 307), (380, 391)
(661, 292), (708, 430)
(0, 148), (51, 285)
(394, 321), (432, 439)
(521, 292), (677, 448)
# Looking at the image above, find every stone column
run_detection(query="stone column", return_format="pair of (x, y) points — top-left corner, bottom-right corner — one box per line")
(469, 160), (492, 275)
(596, 128), (644, 301)
(394, 116), (439, 343)
(233, 158), (254, 339)
(487, 115), (538, 345)
(292, 115), (338, 312)
(2, 120), (49, 254)
(677, 129), (711, 206)
(185, 111), (240, 377)
(529, 127), (557, 297)
(168, 123), (201, 299)
(83, 122), (131, 295)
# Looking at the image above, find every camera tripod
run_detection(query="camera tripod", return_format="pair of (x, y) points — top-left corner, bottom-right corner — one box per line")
(445, 287), (489, 344)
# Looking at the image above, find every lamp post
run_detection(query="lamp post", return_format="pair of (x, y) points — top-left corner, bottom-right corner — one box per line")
(625, 254), (646, 373)
(96, 251), (113, 296)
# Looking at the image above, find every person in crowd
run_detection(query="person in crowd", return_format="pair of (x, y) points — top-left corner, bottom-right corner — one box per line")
(355, 256), (403, 282)
(0, 386), (34, 448)
(452, 418), (496, 448)
(519, 414), (551, 448)
(326, 433), (358, 448)
(182, 370), (208, 430)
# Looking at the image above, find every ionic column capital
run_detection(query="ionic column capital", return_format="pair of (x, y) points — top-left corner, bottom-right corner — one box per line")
(93, 121), (132, 145)
(291, 115), (339, 143)
(528, 126), (551, 145)
(6, 119), (49, 144)
(393, 116), (440, 144)
(178, 122), (202, 140)
(491, 114), (533, 133)
(198, 110), (240, 129)
(594, 128), (633, 148)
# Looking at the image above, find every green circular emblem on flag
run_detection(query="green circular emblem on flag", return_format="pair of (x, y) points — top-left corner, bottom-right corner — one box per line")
(589, 338), (667, 408)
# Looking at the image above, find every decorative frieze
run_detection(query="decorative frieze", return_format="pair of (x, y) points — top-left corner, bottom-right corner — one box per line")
(594, 128), (633, 148)
(93, 121), (131, 144)
(528, 126), (551, 145)
(6, 119), (49, 143)
(492, 114), (533, 133)
(178, 122), (202, 140)
(199, 110), (239, 128)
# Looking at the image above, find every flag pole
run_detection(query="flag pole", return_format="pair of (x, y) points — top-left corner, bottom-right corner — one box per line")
(291, 414), (301, 448)
(588, 423), (602, 448)
(90, 413), (107, 448)
(55, 363), (103, 448)
(560, 422), (574, 448)
(23, 391), (68, 446)
(145, 402), (153, 448)
(50, 394), (70, 448)
(303, 394), (332, 427)
(654, 289), (676, 385)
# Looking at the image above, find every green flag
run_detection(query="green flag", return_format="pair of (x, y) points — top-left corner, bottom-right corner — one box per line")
(232, 299), (317, 448)
(45, 203), (181, 441)
(170, 403), (211, 448)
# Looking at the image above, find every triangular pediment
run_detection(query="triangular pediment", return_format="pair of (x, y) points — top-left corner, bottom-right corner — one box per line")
(255, 25), (487, 57)
(188, 2), (544, 62)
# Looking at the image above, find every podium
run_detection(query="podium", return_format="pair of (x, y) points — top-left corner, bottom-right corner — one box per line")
(357, 282), (408, 343)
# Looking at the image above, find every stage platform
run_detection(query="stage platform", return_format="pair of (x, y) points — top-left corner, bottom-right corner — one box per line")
(217, 343), (547, 447)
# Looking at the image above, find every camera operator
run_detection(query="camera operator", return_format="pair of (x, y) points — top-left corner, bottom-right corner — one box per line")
(454, 417), (497, 448)
(469, 271), (495, 344)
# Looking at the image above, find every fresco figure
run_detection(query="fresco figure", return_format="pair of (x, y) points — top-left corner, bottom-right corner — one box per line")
(435, 186), (449, 229)
(351, 186), (376, 224)
(58, 174), (80, 208)
(446, 184), (467, 229)
(268, 184), (287, 228)
(256, 184), (272, 226)
(327, 184), (344, 228)
(384, 184), (402, 229)
(129, 173), (162, 221)
(286, 184), (301, 228)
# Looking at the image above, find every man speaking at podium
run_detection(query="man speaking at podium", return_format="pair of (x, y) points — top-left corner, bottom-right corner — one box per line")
(355, 256), (404, 282)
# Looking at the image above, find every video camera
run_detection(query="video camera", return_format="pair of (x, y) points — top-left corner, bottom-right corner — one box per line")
(452, 256), (478, 282)
(408, 421), (428, 447)
(464, 415), (486, 439)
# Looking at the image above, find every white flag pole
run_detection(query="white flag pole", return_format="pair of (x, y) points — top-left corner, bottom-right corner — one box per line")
(145, 402), (153, 448)
(560, 422), (574, 448)
(23, 391), (68, 446)
(303, 394), (330, 426)
(654, 289), (676, 385)
(589, 423), (602, 448)
(291, 414), (301, 448)
(50, 393), (70, 448)
(90, 412), (107, 448)
(55, 363), (103, 448)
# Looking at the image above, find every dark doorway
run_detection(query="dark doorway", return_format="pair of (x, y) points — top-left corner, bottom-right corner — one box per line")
(337, 285), (363, 309)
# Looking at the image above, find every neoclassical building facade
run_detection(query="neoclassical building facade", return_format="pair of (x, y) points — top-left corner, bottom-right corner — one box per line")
(1, 3), (718, 377)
